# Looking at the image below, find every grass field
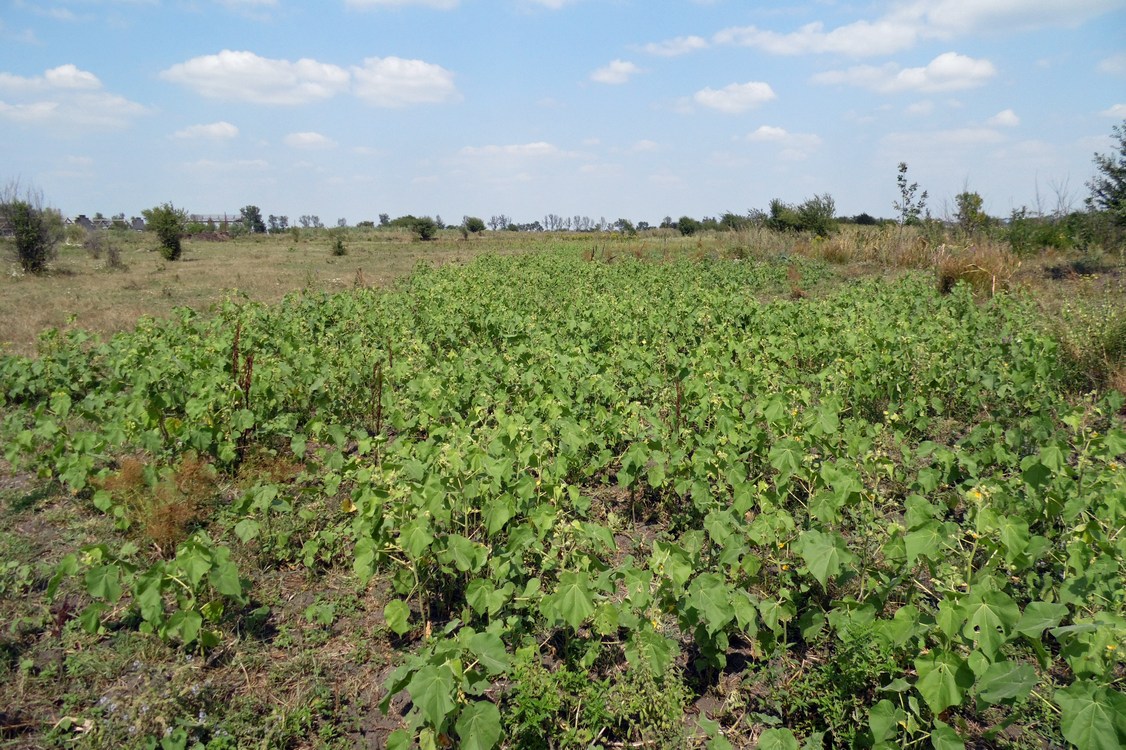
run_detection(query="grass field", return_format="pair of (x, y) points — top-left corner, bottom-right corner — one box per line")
(1, 228), (1124, 749)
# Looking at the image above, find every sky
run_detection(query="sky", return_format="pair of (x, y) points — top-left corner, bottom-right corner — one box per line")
(1, 0), (1124, 227)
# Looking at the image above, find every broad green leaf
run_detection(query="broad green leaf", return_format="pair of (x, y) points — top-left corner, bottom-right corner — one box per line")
(915, 651), (973, 714)
(930, 720), (965, 750)
(976, 660), (1037, 704)
(686, 573), (736, 635)
(165, 609), (203, 646)
(542, 571), (596, 629)
(904, 521), (943, 565)
(407, 665), (457, 729)
(960, 589), (1020, 659)
(768, 440), (803, 483)
(868, 699), (905, 742)
(465, 632), (509, 675)
(756, 728), (799, 750)
(384, 599), (411, 636)
(1015, 601), (1068, 639)
(455, 701), (501, 750)
(795, 530), (856, 588)
(1055, 681), (1126, 750)
(400, 519), (434, 560)
(85, 564), (123, 602)
(208, 559), (244, 600)
(233, 519), (260, 543)
(625, 625), (678, 674)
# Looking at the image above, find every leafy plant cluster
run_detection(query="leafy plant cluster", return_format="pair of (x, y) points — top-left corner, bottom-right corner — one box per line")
(1, 249), (1124, 748)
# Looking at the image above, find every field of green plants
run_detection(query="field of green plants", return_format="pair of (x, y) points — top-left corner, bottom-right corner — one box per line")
(1, 246), (1124, 749)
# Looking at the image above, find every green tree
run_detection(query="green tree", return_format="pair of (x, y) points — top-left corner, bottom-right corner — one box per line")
(894, 162), (929, 225)
(462, 216), (486, 234)
(798, 193), (837, 237)
(143, 203), (188, 260)
(676, 216), (701, 236)
(1086, 119), (1126, 227)
(237, 202), (263, 231)
(954, 191), (989, 235)
(0, 181), (63, 274)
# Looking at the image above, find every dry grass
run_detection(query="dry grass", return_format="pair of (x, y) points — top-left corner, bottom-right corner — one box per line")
(935, 243), (1022, 297)
(0, 229), (539, 356)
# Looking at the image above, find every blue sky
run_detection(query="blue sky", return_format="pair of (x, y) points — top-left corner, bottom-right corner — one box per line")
(1, 0), (1124, 226)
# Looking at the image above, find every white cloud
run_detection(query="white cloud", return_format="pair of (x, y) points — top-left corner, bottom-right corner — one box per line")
(714, 19), (917, 57)
(1098, 52), (1126, 76)
(460, 142), (566, 158)
(631, 139), (660, 152)
(910, 0), (1120, 37)
(590, 59), (641, 85)
(0, 64), (101, 92)
(350, 56), (459, 106)
(1102, 103), (1126, 118)
(161, 51), (349, 104)
(639, 35), (709, 57)
(713, 1), (1119, 60)
(345, 0), (459, 8)
(693, 81), (776, 113)
(812, 52), (995, 93)
(987, 108), (1019, 127)
(906, 100), (934, 116)
(0, 63), (148, 129)
(526, 0), (575, 8)
(172, 121), (239, 139)
(161, 50), (457, 107)
(744, 125), (822, 159)
(284, 131), (335, 149)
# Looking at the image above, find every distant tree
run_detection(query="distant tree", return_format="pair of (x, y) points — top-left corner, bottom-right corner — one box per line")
(614, 218), (636, 236)
(337, 218), (347, 228)
(356, 220), (375, 229)
(766, 199), (803, 233)
(797, 193), (836, 237)
(719, 212), (751, 232)
(894, 162), (929, 225)
(143, 202), (188, 260)
(389, 214), (438, 240)
(278, 215), (289, 231)
(379, 213), (390, 227)
(677, 216), (701, 236)
(463, 216), (486, 234)
(660, 216), (674, 229)
(268, 215), (280, 232)
(636, 221), (651, 231)
(852, 212), (879, 226)
(0, 180), (64, 274)
(240, 205), (266, 234)
(434, 215), (444, 229)
(488, 214), (510, 231)
(299, 215), (311, 229)
(1086, 118), (1126, 228)
(954, 191), (989, 234)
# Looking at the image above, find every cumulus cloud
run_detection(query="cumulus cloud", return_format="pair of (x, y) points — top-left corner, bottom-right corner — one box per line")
(0, 63), (148, 129)
(172, 121), (239, 139)
(284, 131), (335, 148)
(713, 1), (1118, 59)
(1102, 103), (1126, 118)
(714, 19), (917, 57)
(693, 81), (776, 113)
(160, 50), (458, 107)
(639, 35), (709, 57)
(351, 56), (459, 106)
(590, 59), (642, 85)
(812, 52), (995, 93)
(987, 108), (1019, 127)
(745, 125), (822, 159)
(160, 50), (349, 104)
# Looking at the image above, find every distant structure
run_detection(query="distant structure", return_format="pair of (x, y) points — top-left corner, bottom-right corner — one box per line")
(64, 214), (147, 231)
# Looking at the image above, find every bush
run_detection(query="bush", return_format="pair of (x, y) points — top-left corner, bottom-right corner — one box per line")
(462, 216), (486, 234)
(143, 203), (188, 260)
(389, 214), (439, 241)
(676, 216), (701, 236)
(330, 232), (347, 256)
(1, 181), (63, 274)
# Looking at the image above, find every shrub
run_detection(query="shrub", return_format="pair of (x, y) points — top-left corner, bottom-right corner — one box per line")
(330, 232), (347, 256)
(463, 216), (486, 234)
(143, 203), (188, 260)
(0, 181), (63, 274)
